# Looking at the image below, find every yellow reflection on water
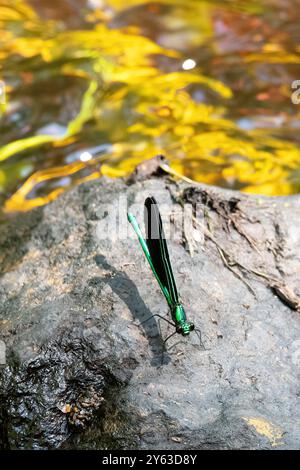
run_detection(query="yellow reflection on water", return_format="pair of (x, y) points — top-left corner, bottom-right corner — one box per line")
(0, 0), (300, 213)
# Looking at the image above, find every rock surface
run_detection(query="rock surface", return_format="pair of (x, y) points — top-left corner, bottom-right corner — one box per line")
(1, 175), (300, 449)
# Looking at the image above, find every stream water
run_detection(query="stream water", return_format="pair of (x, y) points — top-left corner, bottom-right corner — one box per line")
(0, 0), (300, 215)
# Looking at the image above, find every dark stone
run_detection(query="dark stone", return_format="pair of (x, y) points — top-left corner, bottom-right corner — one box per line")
(1, 176), (300, 449)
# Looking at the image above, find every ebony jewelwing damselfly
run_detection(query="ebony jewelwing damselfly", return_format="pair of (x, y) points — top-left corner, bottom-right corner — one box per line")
(127, 197), (203, 354)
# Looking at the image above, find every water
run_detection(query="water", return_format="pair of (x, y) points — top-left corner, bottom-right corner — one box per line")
(0, 0), (300, 215)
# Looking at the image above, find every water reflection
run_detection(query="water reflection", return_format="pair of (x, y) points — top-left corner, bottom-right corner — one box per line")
(0, 0), (299, 215)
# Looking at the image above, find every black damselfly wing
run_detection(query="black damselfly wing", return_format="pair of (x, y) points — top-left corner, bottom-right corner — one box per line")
(144, 197), (179, 305)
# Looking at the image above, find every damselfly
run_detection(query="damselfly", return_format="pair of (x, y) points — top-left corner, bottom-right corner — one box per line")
(128, 197), (203, 355)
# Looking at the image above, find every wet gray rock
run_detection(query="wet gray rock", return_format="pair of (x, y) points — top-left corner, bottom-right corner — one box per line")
(0, 175), (300, 449)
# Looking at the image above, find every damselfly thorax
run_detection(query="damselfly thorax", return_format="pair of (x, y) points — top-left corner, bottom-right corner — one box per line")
(171, 304), (194, 336)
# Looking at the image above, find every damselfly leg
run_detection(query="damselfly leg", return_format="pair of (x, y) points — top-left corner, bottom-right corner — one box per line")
(139, 314), (175, 328)
(161, 330), (177, 365)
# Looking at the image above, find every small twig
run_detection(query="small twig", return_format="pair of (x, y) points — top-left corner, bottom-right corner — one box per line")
(230, 216), (261, 254)
(270, 282), (300, 311)
(159, 161), (196, 185)
(216, 246), (257, 297)
(191, 215), (256, 296)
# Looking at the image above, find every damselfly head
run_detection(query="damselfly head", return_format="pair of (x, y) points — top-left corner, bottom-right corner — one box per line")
(177, 321), (195, 336)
